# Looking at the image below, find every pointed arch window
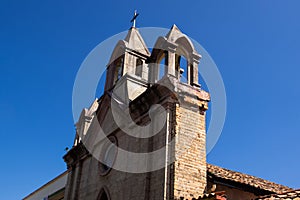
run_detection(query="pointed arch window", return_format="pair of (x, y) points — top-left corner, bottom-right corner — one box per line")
(98, 188), (110, 200)
(99, 192), (108, 200)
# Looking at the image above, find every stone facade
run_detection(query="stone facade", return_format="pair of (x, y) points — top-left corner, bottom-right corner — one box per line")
(63, 25), (210, 200)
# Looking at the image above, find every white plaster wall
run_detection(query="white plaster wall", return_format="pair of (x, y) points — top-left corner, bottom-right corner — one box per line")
(24, 172), (68, 200)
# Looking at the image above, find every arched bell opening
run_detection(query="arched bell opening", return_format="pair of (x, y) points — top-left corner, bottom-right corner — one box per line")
(104, 41), (126, 91)
(157, 51), (167, 80)
(135, 57), (143, 77)
(175, 54), (189, 84)
(113, 56), (124, 85)
(149, 47), (168, 83)
(173, 36), (199, 86)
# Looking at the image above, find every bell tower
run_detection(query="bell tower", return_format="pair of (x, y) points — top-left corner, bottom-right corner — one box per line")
(147, 24), (209, 199)
(64, 24), (210, 200)
(104, 26), (150, 104)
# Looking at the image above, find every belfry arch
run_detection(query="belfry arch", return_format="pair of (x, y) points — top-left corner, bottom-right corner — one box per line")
(149, 25), (201, 87)
(105, 40), (126, 91)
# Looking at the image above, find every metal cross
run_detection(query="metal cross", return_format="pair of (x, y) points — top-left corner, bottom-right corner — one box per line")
(130, 10), (139, 28)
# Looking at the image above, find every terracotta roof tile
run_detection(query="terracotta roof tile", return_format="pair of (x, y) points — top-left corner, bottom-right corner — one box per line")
(180, 191), (227, 200)
(256, 189), (300, 199)
(207, 163), (292, 194)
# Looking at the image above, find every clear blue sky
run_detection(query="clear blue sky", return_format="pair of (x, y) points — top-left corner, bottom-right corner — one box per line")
(1, 1), (300, 199)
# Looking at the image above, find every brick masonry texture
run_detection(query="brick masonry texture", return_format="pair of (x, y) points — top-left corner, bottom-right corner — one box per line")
(172, 104), (207, 199)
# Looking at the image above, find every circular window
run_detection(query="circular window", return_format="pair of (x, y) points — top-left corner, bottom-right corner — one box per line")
(99, 136), (118, 175)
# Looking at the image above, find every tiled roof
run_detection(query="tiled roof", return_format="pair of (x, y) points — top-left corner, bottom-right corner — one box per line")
(207, 164), (292, 194)
(180, 191), (226, 200)
(256, 189), (300, 199)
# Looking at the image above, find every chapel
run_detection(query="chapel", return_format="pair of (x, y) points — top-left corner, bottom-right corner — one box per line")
(23, 22), (298, 200)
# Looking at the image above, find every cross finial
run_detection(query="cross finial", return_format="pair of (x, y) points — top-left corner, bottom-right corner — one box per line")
(130, 10), (139, 28)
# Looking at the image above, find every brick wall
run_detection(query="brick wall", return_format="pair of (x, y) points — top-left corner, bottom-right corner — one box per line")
(172, 104), (207, 199)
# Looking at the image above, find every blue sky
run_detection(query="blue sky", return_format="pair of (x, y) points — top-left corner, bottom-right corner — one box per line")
(1, 1), (300, 199)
